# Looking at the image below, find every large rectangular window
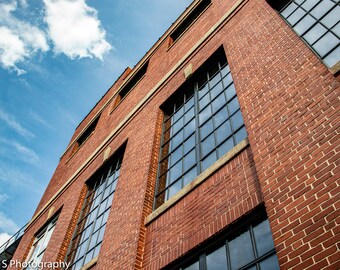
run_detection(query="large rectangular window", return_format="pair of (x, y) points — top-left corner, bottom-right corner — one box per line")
(274, 0), (339, 68)
(155, 47), (247, 208)
(66, 146), (125, 270)
(25, 216), (58, 270)
(175, 218), (280, 270)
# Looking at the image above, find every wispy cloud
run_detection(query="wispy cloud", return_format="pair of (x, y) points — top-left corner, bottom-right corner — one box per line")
(0, 212), (19, 235)
(0, 1), (49, 75)
(43, 0), (111, 60)
(0, 138), (39, 164)
(29, 109), (52, 129)
(0, 164), (42, 193)
(0, 109), (35, 139)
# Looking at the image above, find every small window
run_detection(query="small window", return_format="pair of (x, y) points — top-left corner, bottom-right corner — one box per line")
(169, 0), (211, 46)
(65, 145), (126, 270)
(154, 46), (247, 209)
(119, 61), (149, 100)
(70, 116), (100, 156)
(270, 0), (339, 68)
(165, 212), (280, 270)
(25, 216), (58, 268)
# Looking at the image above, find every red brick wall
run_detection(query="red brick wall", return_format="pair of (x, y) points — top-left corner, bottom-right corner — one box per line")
(12, 0), (339, 269)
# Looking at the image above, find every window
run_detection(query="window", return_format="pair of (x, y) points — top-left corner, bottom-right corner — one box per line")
(66, 146), (125, 270)
(25, 216), (58, 269)
(155, 47), (247, 208)
(72, 116), (100, 155)
(119, 61), (149, 100)
(169, 0), (211, 46)
(165, 212), (279, 270)
(273, 0), (339, 68)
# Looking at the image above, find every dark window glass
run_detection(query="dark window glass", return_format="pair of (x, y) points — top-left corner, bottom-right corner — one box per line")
(155, 48), (247, 208)
(76, 116), (100, 147)
(119, 61), (149, 99)
(66, 147), (125, 270)
(177, 218), (279, 270)
(169, 0), (211, 45)
(278, 0), (339, 68)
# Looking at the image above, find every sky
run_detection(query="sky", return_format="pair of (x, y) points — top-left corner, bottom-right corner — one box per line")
(0, 0), (192, 246)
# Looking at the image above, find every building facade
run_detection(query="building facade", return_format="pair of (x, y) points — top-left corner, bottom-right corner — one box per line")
(4, 0), (339, 269)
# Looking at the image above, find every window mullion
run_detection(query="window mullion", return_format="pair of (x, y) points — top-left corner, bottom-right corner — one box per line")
(193, 82), (201, 176)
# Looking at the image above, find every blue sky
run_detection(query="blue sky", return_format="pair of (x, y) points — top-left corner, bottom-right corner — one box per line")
(0, 0), (192, 245)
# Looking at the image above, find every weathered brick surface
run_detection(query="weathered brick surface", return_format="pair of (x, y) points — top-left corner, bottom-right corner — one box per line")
(11, 0), (339, 269)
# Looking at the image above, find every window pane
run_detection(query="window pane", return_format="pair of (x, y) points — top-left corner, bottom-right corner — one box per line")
(212, 92), (227, 114)
(200, 119), (214, 139)
(321, 5), (340, 29)
(183, 134), (195, 155)
(183, 166), (198, 186)
(184, 261), (200, 270)
(206, 245), (227, 270)
(229, 231), (255, 270)
(225, 84), (236, 101)
(281, 2), (298, 18)
(184, 149), (196, 172)
(216, 120), (232, 145)
(169, 161), (182, 184)
(323, 46), (340, 68)
(201, 151), (217, 171)
(168, 180), (182, 199)
(295, 14), (316, 35)
(301, 0), (318, 11)
(303, 23), (327, 44)
(231, 110), (244, 131)
(310, 0), (334, 19)
(313, 32), (339, 57)
(228, 97), (240, 115)
(218, 137), (234, 158)
(214, 107), (229, 127)
(201, 133), (215, 157)
(259, 254), (280, 270)
(287, 8), (305, 25)
(235, 126), (247, 144)
(199, 105), (212, 125)
(210, 81), (224, 100)
(253, 220), (275, 257)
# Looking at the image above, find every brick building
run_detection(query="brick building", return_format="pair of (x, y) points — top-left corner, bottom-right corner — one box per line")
(3, 0), (339, 269)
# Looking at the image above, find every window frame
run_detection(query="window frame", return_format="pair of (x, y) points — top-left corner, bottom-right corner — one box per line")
(154, 47), (247, 209)
(164, 208), (279, 270)
(25, 215), (58, 269)
(65, 144), (126, 270)
(271, 0), (339, 70)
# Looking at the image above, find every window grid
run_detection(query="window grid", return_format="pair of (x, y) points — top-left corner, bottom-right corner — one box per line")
(66, 156), (122, 270)
(155, 58), (247, 209)
(279, 0), (340, 68)
(25, 216), (58, 270)
(181, 219), (280, 270)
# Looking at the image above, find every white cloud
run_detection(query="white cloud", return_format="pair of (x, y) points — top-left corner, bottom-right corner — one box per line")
(12, 142), (40, 163)
(0, 212), (19, 235)
(0, 138), (39, 164)
(0, 1), (49, 75)
(0, 232), (12, 247)
(0, 109), (35, 139)
(43, 0), (112, 60)
(29, 109), (52, 129)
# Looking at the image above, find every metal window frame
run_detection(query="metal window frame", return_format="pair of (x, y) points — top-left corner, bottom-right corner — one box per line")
(279, 0), (339, 67)
(154, 53), (247, 209)
(66, 150), (123, 270)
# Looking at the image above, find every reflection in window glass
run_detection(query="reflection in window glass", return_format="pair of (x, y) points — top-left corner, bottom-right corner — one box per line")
(279, 0), (340, 68)
(155, 50), (247, 208)
(177, 218), (279, 270)
(25, 217), (58, 270)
